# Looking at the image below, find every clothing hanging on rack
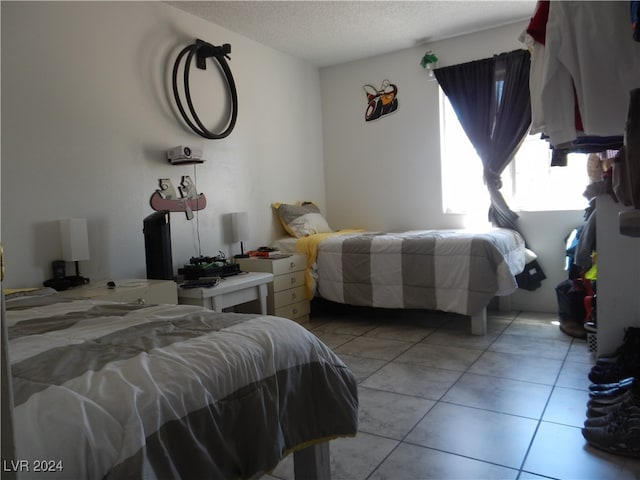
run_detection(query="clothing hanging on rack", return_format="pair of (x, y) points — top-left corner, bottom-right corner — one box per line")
(521, 1), (640, 147)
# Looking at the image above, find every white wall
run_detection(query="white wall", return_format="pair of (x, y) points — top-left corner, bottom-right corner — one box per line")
(1, 3), (588, 313)
(320, 22), (585, 312)
(596, 196), (640, 355)
(1, 1), (326, 288)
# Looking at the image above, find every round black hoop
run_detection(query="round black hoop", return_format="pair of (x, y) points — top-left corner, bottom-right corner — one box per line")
(172, 39), (238, 139)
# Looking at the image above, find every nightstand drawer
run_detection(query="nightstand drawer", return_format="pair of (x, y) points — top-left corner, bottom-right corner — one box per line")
(235, 254), (306, 276)
(270, 255), (306, 276)
(110, 281), (178, 305)
(275, 299), (310, 320)
(59, 279), (178, 305)
(273, 270), (305, 292)
(103, 288), (150, 305)
(274, 286), (306, 308)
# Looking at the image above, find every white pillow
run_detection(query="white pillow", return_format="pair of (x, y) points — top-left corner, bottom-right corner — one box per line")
(272, 202), (333, 238)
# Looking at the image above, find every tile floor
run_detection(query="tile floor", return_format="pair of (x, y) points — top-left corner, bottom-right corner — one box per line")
(264, 304), (640, 480)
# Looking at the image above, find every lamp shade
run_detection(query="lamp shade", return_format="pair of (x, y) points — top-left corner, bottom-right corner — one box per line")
(59, 218), (90, 262)
(230, 212), (249, 243)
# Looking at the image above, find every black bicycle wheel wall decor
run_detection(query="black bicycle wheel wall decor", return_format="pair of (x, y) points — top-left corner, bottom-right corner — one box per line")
(172, 39), (238, 139)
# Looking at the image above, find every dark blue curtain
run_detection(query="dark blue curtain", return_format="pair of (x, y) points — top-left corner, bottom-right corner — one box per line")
(434, 49), (532, 231)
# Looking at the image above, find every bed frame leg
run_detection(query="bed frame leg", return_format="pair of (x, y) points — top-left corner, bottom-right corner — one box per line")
(470, 307), (487, 336)
(498, 295), (511, 312)
(293, 442), (330, 480)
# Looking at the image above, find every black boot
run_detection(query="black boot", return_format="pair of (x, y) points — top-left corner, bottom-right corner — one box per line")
(589, 327), (640, 383)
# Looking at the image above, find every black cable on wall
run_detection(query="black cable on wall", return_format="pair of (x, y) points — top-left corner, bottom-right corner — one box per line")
(172, 39), (238, 139)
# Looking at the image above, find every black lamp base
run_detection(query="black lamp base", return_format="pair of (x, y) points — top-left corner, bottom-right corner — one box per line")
(234, 241), (249, 259)
(43, 275), (89, 291)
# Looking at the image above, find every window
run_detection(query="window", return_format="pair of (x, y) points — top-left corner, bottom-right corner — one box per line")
(440, 90), (590, 215)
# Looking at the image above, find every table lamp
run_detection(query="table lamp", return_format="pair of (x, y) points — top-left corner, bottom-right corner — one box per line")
(231, 212), (250, 258)
(60, 218), (90, 284)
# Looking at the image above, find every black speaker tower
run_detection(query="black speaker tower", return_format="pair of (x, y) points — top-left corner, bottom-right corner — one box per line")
(143, 211), (174, 280)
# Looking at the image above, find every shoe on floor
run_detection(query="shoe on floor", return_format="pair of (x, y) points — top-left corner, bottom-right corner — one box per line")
(589, 377), (635, 392)
(589, 384), (634, 401)
(589, 363), (640, 384)
(585, 405), (640, 427)
(582, 416), (640, 457)
(587, 391), (632, 410)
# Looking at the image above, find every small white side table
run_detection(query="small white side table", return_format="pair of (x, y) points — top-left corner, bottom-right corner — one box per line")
(177, 272), (274, 314)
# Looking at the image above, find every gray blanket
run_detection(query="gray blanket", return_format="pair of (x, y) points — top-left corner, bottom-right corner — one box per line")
(314, 229), (525, 316)
(5, 291), (358, 479)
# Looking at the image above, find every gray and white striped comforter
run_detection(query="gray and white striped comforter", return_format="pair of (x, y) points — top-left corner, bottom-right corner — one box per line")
(314, 229), (525, 316)
(5, 291), (358, 479)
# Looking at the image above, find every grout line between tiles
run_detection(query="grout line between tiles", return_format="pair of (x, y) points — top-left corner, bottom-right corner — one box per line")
(515, 334), (578, 478)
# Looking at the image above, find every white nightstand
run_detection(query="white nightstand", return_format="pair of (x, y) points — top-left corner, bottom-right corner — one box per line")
(177, 272), (273, 314)
(235, 254), (310, 322)
(58, 279), (178, 305)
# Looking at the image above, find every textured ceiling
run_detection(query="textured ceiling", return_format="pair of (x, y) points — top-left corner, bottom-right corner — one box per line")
(167, 1), (536, 67)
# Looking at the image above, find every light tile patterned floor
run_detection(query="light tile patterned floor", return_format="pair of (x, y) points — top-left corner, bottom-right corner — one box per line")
(263, 303), (640, 480)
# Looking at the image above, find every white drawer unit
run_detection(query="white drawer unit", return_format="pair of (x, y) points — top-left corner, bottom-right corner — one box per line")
(59, 279), (178, 305)
(236, 254), (310, 322)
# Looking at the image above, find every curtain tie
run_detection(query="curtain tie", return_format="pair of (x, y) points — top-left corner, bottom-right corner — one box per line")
(484, 170), (503, 190)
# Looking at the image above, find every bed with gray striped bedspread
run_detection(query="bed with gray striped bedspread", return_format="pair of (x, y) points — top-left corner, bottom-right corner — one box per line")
(5, 290), (358, 479)
(314, 229), (525, 316)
